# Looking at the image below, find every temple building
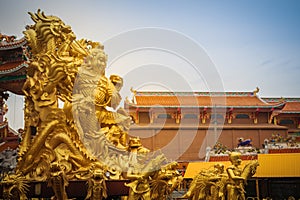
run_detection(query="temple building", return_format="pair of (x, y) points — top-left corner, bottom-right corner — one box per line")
(0, 33), (27, 153)
(0, 33), (27, 95)
(125, 90), (300, 161)
(263, 97), (300, 135)
(0, 29), (299, 199)
(1, 32), (300, 162)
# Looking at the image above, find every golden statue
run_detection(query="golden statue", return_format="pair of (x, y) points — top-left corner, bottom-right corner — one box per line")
(226, 152), (245, 199)
(124, 154), (181, 200)
(0, 9), (182, 199)
(125, 163), (152, 200)
(182, 153), (259, 200)
(85, 168), (108, 200)
(18, 9), (100, 182)
(182, 163), (226, 200)
(47, 162), (69, 200)
(150, 161), (183, 199)
(226, 152), (259, 200)
(1, 173), (28, 200)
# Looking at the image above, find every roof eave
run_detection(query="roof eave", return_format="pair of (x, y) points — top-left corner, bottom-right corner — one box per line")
(126, 104), (285, 109)
(0, 62), (28, 75)
(0, 38), (27, 50)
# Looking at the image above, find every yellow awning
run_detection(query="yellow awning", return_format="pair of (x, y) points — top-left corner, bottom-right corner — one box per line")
(255, 153), (300, 177)
(184, 161), (251, 179)
(184, 153), (300, 179)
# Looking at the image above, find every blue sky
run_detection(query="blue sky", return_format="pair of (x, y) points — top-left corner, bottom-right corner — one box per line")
(1, 0), (300, 129)
(1, 0), (300, 96)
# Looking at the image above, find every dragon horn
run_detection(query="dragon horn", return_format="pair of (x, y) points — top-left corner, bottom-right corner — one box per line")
(28, 10), (39, 23)
(71, 40), (88, 56)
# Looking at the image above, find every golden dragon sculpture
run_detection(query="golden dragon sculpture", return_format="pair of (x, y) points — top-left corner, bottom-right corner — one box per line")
(17, 9), (100, 181)
(0, 9), (182, 199)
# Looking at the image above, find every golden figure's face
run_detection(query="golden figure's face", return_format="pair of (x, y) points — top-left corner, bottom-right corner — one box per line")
(229, 152), (242, 165)
(214, 164), (225, 173)
(84, 47), (107, 75)
(235, 158), (242, 165)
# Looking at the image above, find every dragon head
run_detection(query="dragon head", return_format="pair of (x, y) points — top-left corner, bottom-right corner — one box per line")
(24, 9), (75, 54)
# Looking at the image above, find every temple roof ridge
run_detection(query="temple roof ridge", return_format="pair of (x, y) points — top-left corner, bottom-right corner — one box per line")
(262, 97), (300, 102)
(0, 61), (28, 75)
(134, 90), (257, 97)
(127, 89), (286, 109)
(0, 36), (27, 50)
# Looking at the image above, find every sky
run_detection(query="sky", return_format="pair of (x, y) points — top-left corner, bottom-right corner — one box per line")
(1, 0), (300, 130)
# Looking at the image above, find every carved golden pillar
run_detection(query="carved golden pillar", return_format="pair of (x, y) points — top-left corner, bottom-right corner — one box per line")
(150, 110), (154, 124)
(252, 108), (260, 124)
(227, 108), (233, 124)
(253, 117), (258, 124)
(274, 116), (277, 125)
(136, 108), (139, 123)
(268, 110), (274, 124)
(268, 109), (279, 125)
(175, 108), (181, 124)
(200, 108), (208, 124)
(132, 108), (139, 124)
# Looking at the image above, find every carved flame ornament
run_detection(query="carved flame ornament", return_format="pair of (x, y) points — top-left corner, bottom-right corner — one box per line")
(0, 9), (182, 199)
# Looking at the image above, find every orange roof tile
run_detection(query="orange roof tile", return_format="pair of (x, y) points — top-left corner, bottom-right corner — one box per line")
(263, 98), (300, 113)
(131, 91), (285, 108)
(281, 102), (300, 113)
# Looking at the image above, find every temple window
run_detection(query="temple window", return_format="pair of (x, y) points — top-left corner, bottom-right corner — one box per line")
(210, 114), (224, 120)
(183, 114), (198, 119)
(157, 114), (172, 119)
(279, 119), (294, 125)
(235, 114), (250, 119)
(210, 114), (224, 124)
